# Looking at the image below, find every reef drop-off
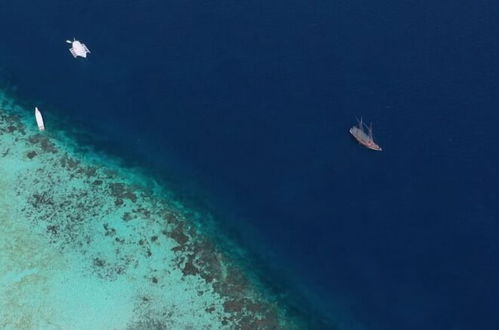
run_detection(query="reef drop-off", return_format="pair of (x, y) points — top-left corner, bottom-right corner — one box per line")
(0, 90), (307, 329)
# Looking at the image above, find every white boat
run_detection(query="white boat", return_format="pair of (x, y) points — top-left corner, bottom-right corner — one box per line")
(66, 38), (91, 58)
(35, 107), (45, 131)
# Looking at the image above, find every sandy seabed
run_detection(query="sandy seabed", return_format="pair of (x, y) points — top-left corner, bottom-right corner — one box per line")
(0, 90), (304, 330)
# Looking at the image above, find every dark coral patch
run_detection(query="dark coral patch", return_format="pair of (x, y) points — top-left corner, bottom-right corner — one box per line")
(115, 237), (125, 243)
(103, 223), (116, 236)
(214, 268), (249, 297)
(28, 135), (58, 153)
(181, 254), (199, 277)
(59, 155), (80, 169)
(223, 299), (244, 313)
(168, 223), (189, 245)
(125, 318), (168, 330)
(109, 182), (137, 202)
(134, 207), (151, 218)
(93, 258), (106, 267)
(46, 224), (58, 235)
(82, 166), (97, 177)
(30, 192), (54, 207)
(164, 213), (180, 225)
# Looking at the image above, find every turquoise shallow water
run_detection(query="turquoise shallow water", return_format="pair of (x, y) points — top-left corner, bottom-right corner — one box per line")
(0, 90), (324, 329)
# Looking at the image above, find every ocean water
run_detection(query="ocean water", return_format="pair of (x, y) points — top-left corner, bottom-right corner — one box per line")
(1, 1), (499, 329)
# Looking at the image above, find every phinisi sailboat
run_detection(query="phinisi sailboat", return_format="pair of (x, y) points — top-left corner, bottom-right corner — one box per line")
(349, 118), (382, 151)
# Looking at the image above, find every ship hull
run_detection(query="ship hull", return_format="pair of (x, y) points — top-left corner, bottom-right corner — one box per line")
(349, 127), (382, 151)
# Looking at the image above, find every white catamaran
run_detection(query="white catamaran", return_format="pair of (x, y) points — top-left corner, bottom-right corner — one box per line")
(66, 38), (91, 58)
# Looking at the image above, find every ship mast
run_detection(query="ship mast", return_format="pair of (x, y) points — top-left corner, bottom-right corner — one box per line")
(368, 123), (374, 139)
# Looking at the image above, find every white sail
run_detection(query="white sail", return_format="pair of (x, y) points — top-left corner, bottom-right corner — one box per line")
(35, 107), (45, 131)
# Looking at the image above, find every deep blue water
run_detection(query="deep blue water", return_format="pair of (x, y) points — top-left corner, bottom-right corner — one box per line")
(1, 1), (499, 329)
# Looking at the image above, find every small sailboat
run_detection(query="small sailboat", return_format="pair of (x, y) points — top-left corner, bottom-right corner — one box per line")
(349, 118), (382, 151)
(34, 107), (45, 131)
(66, 38), (91, 58)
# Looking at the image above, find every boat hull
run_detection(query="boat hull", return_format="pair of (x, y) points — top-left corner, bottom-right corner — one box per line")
(35, 107), (45, 131)
(349, 127), (382, 151)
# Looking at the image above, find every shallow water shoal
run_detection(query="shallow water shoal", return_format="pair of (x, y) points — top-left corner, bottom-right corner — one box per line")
(0, 91), (306, 329)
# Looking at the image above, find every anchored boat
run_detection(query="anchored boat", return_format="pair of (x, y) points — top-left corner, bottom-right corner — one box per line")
(349, 118), (382, 151)
(66, 38), (91, 58)
(34, 107), (45, 131)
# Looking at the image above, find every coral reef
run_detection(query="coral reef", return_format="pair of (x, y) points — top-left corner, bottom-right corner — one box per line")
(0, 92), (303, 329)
